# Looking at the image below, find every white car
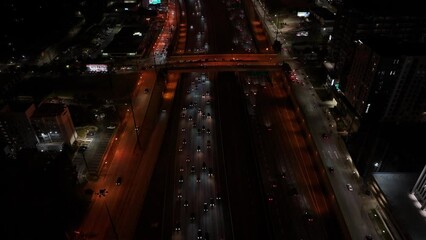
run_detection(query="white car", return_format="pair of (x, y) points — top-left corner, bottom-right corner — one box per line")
(346, 183), (353, 191)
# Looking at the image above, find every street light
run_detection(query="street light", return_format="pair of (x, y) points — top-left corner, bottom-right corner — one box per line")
(98, 192), (120, 240)
(126, 97), (141, 148)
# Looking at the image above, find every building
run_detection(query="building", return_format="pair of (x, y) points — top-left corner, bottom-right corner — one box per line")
(412, 165), (426, 210)
(344, 38), (426, 123)
(102, 24), (151, 62)
(31, 102), (77, 152)
(0, 102), (38, 157)
(328, 0), (426, 90)
(369, 172), (426, 240)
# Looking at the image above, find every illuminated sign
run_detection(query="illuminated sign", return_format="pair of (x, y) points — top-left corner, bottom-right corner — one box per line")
(86, 64), (108, 72)
(149, 0), (161, 4)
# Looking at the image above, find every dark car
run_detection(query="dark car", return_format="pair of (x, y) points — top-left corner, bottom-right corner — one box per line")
(190, 212), (196, 222)
(115, 177), (122, 185)
(78, 145), (88, 153)
(174, 222), (181, 232)
(304, 211), (314, 222)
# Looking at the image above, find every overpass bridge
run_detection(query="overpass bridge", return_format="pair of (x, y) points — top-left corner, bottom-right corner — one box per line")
(130, 53), (296, 72)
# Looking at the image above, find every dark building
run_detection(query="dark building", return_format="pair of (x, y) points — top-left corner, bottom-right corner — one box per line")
(0, 102), (37, 157)
(345, 38), (426, 124)
(31, 102), (78, 152)
(328, 0), (426, 90)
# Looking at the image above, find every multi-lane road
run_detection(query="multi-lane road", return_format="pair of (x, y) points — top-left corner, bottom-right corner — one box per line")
(76, 0), (380, 239)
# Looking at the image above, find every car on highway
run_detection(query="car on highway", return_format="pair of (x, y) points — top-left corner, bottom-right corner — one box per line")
(346, 183), (353, 191)
(174, 222), (181, 231)
(115, 177), (122, 185)
(183, 200), (189, 207)
(304, 211), (314, 222)
(197, 229), (203, 239)
(179, 175), (184, 183)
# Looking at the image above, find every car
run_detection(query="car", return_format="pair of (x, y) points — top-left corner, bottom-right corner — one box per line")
(208, 167), (213, 177)
(190, 212), (196, 222)
(106, 124), (116, 130)
(174, 222), (181, 231)
(86, 130), (95, 137)
(144, 88), (149, 93)
(267, 193), (274, 202)
(206, 128), (211, 134)
(346, 183), (353, 191)
(280, 172), (287, 179)
(177, 191), (182, 199)
(197, 146), (201, 152)
(202, 162), (207, 170)
(328, 167), (335, 173)
(183, 200), (189, 207)
(78, 145), (88, 153)
(304, 211), (314, 222)
(179, 166), (184, 172)
(365, 235), (373, 240)
(115, 177), (122, 185)
(179, 175), (184, 183)
(196, 175), (201, 183)
(206, 113), (211, 119)
(182, 138), (187, 145)
(197, 229), (203, 239)
(209, 198), (215, 207)
(203, 202), (209, 212)
(191, 165), (196, 173)
(186, 155), (191, 162)
(206, 140), (211, 148)
(321, 133), (329, 139)
(178, 146), (183, 152)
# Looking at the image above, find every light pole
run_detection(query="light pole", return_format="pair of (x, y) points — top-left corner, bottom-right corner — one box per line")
(127, 96), (141, 148)
(98, 193), (119, 240)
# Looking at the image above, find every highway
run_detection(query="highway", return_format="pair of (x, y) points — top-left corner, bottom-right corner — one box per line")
(75, 0), (381, 239)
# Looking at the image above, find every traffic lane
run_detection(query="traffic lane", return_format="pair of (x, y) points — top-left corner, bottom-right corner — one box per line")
(173, 72), (226, 240)
(270, 72), (332, 239)
(266, 84), (327, 240)
(216, 72), (271, 240)
(254, 86), (305, 239)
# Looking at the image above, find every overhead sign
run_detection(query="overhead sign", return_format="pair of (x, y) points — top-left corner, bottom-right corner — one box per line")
(149, 0), (161, 4)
